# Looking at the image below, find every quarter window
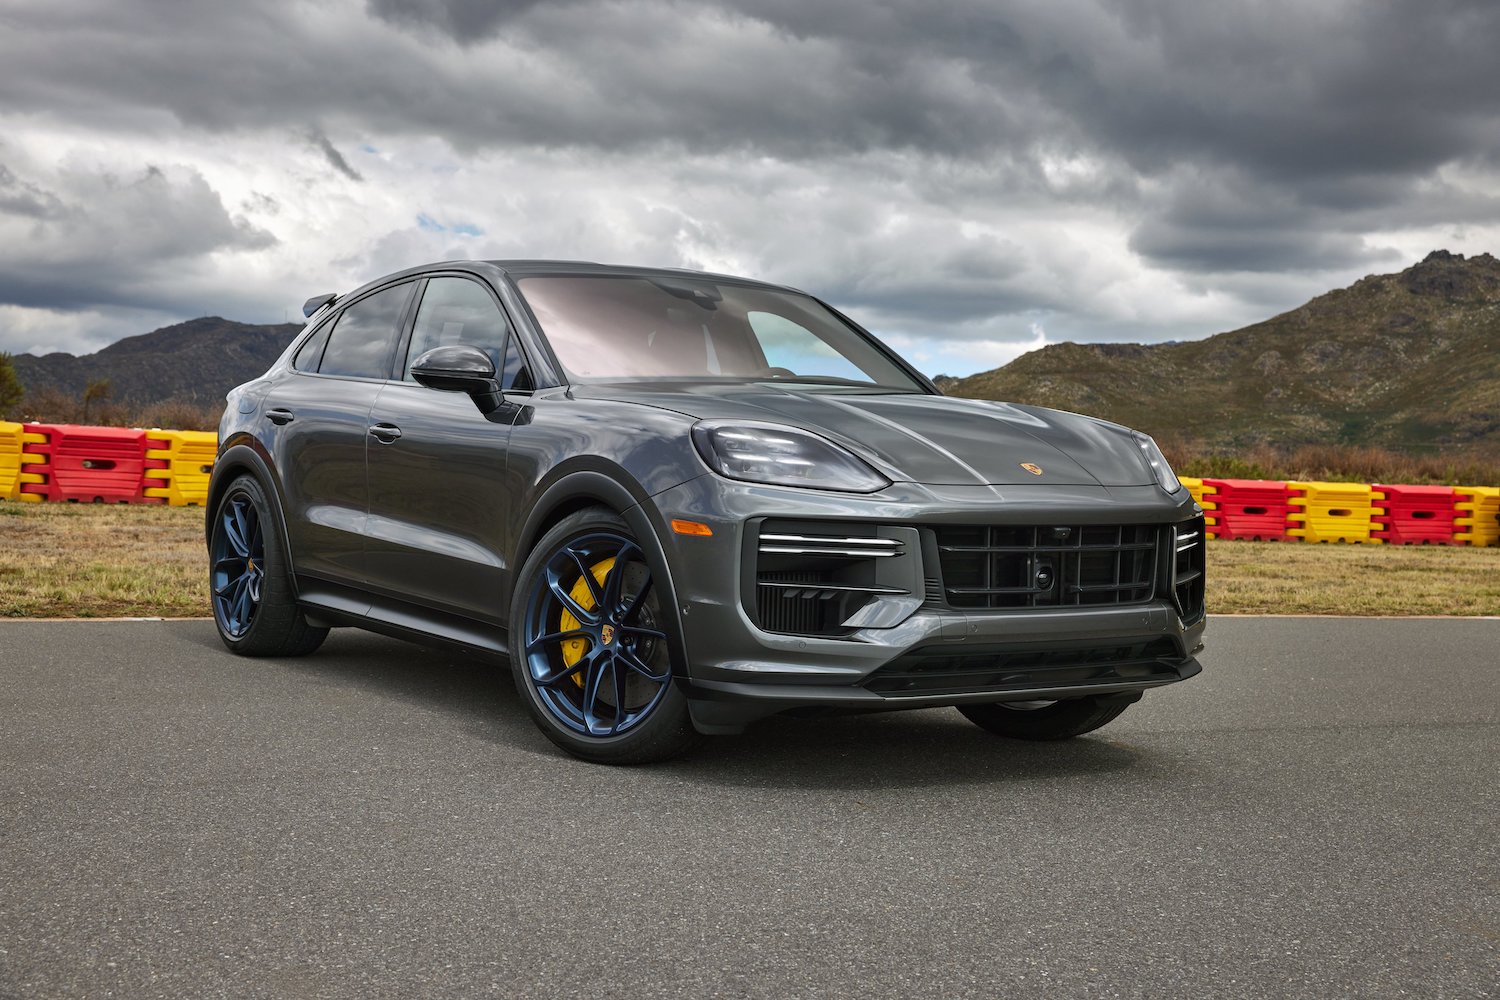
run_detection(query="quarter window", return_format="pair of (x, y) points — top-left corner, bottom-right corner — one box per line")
(318, 282), (415, 379)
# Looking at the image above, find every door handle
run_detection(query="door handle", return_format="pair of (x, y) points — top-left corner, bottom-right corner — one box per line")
(265, 407), (295, 425)
(368, 423), (403, 444)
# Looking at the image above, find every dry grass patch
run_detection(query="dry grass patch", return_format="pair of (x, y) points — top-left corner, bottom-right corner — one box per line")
(1207, 539), (1500, 616)
(0, 501), (207, 618)
(2, 501), (1498, 618)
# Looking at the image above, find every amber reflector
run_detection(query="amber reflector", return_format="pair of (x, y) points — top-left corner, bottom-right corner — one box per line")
(671, 519), (714, 536)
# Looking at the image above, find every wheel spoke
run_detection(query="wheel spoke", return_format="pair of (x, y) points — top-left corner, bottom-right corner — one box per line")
(620, 624), (667, 641)
(562, 547), (604, 606)
(535, 654), (592, 689)
(609, 656), (631, 734)
(581, 653), (609, 735)
(601, 542), (642, 609)
(619, 574), (655, 623)
(222, 509), (249, 558)
(618, 646), (671, 683)
(548, 574), (598, 625)
(526, 628), (592, 654)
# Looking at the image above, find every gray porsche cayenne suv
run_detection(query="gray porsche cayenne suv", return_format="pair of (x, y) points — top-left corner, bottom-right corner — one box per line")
(208, 260), (1205, 762)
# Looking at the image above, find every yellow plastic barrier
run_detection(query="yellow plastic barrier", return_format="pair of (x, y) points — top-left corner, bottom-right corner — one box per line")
(1454, 486), (1500, 547)
(0, 420), (22, 499)
(1178, 477), (1219, 531)
(0, 422), (46, 502)
(1286, 480), (1381, 543)
(143, 429), (219, 506)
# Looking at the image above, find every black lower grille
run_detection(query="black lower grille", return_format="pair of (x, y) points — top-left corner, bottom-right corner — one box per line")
(864, 638), (1184, 696)
(934, 524), (1159, 609)
(1172, 517), (1207, 623)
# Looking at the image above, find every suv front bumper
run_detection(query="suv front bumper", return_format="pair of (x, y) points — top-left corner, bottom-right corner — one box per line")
(644, 476), (1207, 734)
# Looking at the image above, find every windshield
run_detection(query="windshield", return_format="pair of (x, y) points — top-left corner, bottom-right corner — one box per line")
(514, 274), (925, 391)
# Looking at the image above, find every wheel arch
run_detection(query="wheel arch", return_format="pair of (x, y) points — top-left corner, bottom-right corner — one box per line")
(204, 438), (300, 587)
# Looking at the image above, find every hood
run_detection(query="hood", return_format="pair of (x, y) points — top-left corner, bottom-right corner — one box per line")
(570, 382), (1154, 487)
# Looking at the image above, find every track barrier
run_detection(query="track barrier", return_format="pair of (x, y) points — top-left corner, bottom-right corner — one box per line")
(1287, 481), (1380, 544)
(1201, 479), (1294, 541)
(1372, 484), (1459, 545)
(20, 424), (152, 504)
(144, 430), (219, 506)
(1455, 487), (1500, 548)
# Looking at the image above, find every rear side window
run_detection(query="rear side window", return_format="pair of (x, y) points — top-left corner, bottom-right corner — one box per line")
(291, 321), (331, 371)
(319, 282), (415, 379)
(403, 277), (511, 380)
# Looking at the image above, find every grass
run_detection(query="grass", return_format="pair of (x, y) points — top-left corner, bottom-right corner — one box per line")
(0, 501), (208, 618)
(2, 501), (1498, 619)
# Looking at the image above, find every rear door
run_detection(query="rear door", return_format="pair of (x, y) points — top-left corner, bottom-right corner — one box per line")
(364, 275), (530, 623)
(264, 280), (416, 593)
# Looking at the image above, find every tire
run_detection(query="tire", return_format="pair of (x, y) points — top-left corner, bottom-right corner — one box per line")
(957, 692), (1140, 741)
(209, 474), (328, 657)
(510, 507), (702, 764)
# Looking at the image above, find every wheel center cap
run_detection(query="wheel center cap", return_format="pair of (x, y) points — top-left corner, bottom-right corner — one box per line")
(600, 623), (615, 646)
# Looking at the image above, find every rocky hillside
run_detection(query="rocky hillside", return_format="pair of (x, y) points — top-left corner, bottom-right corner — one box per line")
(945, 250), (1500, 449)
(9, 317), (302, 407)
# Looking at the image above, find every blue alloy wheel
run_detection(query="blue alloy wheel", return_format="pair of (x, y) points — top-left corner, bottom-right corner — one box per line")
(211, 491), (266, 639)
(522, 531), (673, 738)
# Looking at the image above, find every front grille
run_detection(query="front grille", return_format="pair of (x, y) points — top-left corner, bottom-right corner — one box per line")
(864, 638), (1184, 696)
(934, 524), (1159, 609)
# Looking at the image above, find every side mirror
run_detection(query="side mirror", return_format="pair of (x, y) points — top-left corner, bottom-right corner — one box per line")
(410, 345), (504, 413)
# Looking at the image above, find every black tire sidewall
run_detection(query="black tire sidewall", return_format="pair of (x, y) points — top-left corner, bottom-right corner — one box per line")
(509, 508), (697, 763)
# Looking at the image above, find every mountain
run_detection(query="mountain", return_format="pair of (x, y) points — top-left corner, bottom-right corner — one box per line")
(944, 250), (1500, 449)
(8, 317), (302, 407)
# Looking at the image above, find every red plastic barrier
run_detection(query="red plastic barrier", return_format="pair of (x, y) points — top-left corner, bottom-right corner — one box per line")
(1372, 484), (1459, 545)
(1202, 478), (1293, 540)
(19, 424), (155, 503)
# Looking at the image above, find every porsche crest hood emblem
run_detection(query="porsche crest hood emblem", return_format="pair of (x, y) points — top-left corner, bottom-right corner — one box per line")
(1021, 463), (1044, 476)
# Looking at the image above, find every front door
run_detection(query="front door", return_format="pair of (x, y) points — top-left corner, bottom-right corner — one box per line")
(364, 275), (522, 623)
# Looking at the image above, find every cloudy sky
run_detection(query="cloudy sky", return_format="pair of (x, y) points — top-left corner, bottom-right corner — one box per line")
(2, 0), (1498, 376)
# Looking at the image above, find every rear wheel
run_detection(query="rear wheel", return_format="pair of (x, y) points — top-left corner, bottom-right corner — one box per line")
(957, 693), (1140, 741)
(511, 508), (701, 764)
(209, 474), (328, 657)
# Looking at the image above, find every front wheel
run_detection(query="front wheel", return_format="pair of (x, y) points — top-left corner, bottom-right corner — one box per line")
(957, 692), (1140, 741)
(510, 508), (701, 764)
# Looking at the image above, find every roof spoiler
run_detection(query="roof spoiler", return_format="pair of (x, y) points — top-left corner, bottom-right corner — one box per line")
(302, 292), (338, 318)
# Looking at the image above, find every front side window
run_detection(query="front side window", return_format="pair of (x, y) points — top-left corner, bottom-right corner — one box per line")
(403, 277), (513, 381)
(318, 282), (415, 379)
(515, 275), (923, 391)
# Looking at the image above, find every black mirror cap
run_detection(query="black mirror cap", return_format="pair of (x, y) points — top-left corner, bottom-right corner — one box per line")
(410, 345), (503, 412)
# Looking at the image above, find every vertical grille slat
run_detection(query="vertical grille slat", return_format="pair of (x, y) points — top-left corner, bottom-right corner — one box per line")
(935, 524), (1161, 609)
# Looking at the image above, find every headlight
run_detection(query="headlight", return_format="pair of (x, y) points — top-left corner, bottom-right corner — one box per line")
(1133, 432), (1183, 494)
(692, 421), (890, 493)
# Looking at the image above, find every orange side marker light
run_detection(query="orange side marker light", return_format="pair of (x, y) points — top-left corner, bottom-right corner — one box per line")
(671, 519), (714, 537)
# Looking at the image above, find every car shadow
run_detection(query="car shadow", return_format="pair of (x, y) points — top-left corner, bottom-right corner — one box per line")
(176, 622), (1156, 790)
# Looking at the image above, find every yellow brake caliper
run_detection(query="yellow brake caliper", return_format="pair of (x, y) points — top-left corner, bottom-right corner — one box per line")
(559, 557), (616, 687)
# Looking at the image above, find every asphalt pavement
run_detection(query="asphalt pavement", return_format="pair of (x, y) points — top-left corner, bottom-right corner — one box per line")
(0, 616), (1495, 999)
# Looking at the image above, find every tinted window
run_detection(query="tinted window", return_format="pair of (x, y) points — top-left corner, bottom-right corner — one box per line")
(291, 321), (331, 371)
(319, 283), (414, 379)
(515, 275), (922, 389)
(403, 277), (511, 380)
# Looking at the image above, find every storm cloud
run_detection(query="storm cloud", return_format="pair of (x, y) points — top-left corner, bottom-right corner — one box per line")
(1, 0), (1498, 369)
